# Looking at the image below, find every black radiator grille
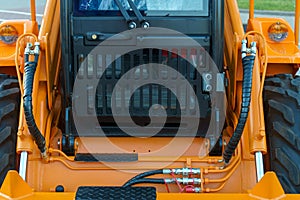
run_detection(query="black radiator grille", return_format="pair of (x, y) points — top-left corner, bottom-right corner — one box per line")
(75, 48), (208, 118)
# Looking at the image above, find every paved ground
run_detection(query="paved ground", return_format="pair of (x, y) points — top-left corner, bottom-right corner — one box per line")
(0, 0), (45, 23)
(0, 2), (296, 29)
(240, 9), (295, 29)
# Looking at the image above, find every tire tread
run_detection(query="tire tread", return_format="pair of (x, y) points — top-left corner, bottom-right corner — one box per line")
(264, 74), (300, 193)
(0, 75), (20, 186)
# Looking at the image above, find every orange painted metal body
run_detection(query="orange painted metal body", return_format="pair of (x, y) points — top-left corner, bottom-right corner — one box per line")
(0, 0), (299, 199)
(0, 171), (299, 200)
(1, 171), (299, 199)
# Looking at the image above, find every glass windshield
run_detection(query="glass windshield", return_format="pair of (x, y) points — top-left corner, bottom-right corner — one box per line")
(78, 0), (208, 16)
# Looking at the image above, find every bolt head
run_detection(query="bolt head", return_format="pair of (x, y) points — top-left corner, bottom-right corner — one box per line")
(129, 22), (137, 29)
(57, 139), (61, 148)
(91, 34), (97, 40)
(206, 85), (212, 91)
(205, 73), (212, 80)
(142, 22), (150, 29)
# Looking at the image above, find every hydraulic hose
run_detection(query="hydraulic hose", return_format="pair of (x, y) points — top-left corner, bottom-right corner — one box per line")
(114, 0), (136, 29)
(126, 0), (150, 28)
(124, 178), (165, 187)
(223, 41), (256, 164)
(23, 43), (47, 156)
(123, 169), (163, 187)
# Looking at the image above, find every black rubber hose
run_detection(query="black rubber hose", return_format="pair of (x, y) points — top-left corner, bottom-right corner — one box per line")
(124, 178), (165, 187)
(126, 0), (145, 23)
(23, 55), (46, 154)
(114, 0), (131, 23)
(123, 169), (163, 187)
(223, 55), (255, 164)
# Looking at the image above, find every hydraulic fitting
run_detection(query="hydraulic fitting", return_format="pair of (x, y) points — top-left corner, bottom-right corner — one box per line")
(33, 42), (40, 55)
(163, 168), (201, 176)
(24, 43), (33, 55)
(164, 178), (201, 185)
(241, 40), (257, 58)
(185, 187), (201, 193)
(241, 39), (247, 58)
(24, 42), (40, 56)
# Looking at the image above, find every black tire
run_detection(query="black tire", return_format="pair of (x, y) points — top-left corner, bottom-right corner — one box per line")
(264, 74), (300, 193)
(0, 75), (20, 186)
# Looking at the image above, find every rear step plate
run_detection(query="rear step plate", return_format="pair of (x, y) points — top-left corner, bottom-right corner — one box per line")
(75, 186), (156, 200)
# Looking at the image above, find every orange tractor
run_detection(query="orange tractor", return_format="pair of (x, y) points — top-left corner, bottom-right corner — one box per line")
(0, 0), (299, 199)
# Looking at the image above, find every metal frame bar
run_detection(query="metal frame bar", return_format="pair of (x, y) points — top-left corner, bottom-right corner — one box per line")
(295, 0), (300, 47)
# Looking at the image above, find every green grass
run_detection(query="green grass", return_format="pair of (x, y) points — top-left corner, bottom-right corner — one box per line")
(237, 0), (295, 11)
